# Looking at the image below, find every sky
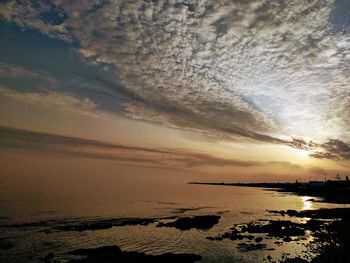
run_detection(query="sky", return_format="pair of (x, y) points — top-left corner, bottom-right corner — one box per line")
(0, 0), (350, 181)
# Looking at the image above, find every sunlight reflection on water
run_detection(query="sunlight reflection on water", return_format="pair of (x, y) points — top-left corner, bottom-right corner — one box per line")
(301, 196), (313, 210)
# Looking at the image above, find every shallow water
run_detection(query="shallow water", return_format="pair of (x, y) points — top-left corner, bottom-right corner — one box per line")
(1, 168), (349, 263)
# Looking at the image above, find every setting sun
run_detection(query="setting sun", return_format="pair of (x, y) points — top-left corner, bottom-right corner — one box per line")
(299, 149), (310, 158)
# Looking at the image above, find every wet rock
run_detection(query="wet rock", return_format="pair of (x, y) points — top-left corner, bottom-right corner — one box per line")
(57, 218), (161, 232)
(282, 257), (310, 262)
(305, 219), (323, 231)
(215, 232), (255, 241)
(269, 208), (350, 219)
(237, 243), (267, 252)
(243, 220), (305, 238)
(206, 236), (223, 241)
(0, 239), (14, 250)
(67, 245), (202, 263)
(286, 210), (298, 216)
(41, 252), (55, 262)
(156, 215), (220, 230)
(283, 236), (292, 242)
(255, 237), (263, 243)
(1, 217), (178, 233)
(208, 217), (321, 250)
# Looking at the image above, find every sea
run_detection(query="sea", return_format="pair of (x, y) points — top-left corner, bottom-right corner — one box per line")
(1, 158), (349, 262)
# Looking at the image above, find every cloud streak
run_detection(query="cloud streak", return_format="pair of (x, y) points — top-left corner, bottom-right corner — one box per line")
(0, 126), (302, 170)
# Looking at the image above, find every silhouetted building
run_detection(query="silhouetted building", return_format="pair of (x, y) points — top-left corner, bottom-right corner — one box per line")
(309, 181), (325, 189)
(325, 180), (350, 189)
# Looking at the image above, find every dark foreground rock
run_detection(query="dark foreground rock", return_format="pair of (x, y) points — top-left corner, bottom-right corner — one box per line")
(3, 215), (221, 233)
(41, 252), (55, 262)
(269, 208), (350, 219)
(207, 217), (325, 252)
(242, 219), (323, 237)
(67, 245), (202, 263)
(0, 237), (15, 250)
(0, 217), (167, 232)
(208, 219), (323, 241)
(282, 218), (350, 263)
(156, 215), (220, 230)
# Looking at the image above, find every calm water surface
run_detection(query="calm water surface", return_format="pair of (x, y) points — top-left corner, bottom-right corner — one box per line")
(1, 172), (348, 262)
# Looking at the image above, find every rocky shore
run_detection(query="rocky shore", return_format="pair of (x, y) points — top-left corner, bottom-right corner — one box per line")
(191, 182), (350, 262)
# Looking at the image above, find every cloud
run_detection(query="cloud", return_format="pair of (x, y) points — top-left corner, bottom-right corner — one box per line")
(0, 0), (349, 150)
(310, 139), (350, 160)
(286, 136), (350, 161)
(0, 0), (69, 41)
(288, 138), (318, 150)
(0, 125), (301, 170)
(0, 63), (59, 86)
(0, 85), (103, 118)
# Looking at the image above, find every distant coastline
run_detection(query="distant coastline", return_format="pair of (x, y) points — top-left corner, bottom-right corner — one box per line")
(189, 180), (350, 204)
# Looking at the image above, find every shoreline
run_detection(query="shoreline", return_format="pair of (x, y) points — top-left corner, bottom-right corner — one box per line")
(190, 181), (350, 262)
(189, 181), (350, 204)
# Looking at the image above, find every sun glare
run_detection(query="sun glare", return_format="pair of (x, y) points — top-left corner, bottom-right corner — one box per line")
(298, 149), (310, 158)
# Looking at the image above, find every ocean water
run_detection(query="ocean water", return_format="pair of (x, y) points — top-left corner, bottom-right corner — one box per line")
(0, 173), (348, 262)
(0, 155), (349, 262)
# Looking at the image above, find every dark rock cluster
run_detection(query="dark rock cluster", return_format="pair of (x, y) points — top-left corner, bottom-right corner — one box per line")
(156, 215), (221, 230)
(67, 245), (202, 263)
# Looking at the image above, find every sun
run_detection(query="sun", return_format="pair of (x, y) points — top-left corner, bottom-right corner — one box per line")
(298, 149), (310, 158)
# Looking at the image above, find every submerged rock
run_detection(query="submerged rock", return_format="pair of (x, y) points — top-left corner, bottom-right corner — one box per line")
(67, 245), (202, 263)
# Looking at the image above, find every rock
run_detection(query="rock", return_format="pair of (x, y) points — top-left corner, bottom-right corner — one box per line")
(156, 215), (220, 230)
(255, 237), (263, 243)
(286, 210), (298, 217)
(0, 240), (14, 250)
(237, 243), (267, 252)
(42, 252), (55, 262)
(206, 236), (223, 241)
(68, 245), (202, 263)
(283, 236), (292, 242)
(57, 218), (161, 232)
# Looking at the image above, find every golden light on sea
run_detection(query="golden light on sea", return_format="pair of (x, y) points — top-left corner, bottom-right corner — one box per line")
(301, 196), (313, 210)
